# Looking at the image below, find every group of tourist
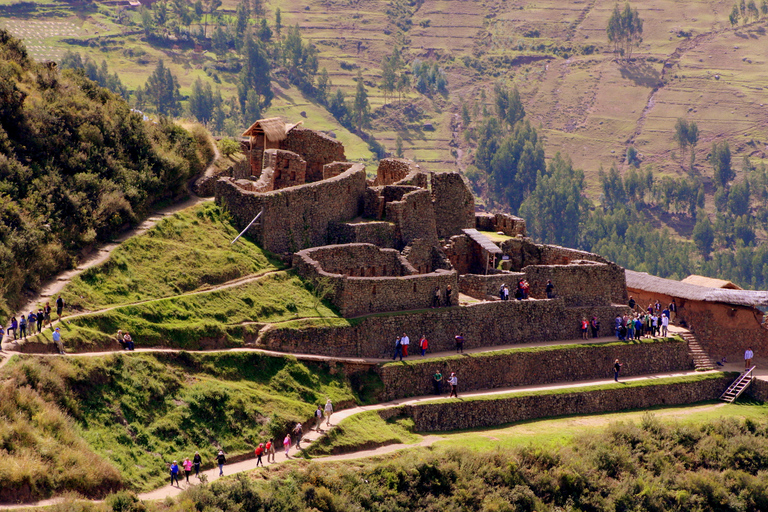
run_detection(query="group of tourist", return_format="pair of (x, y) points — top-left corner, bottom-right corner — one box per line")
(392, 333), (467, 360)
(432, 370), (459, 397)
(3, 296), (64, 343)
(431, 285), (453, 308)
(115, 330), (136, 350)
(171, 400), (335, 486)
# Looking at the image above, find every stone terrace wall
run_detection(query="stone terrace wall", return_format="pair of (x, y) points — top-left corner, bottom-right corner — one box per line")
(523, 262), (626, 306)
(459, 273), (524, 300)
(323, 161), (356, 179)
(386, 189), (438, 247)
(215, 164), (367, 254)
(259, 300), (630, 358)
(475, 213), (527, 237)
(374, 158), (419, 186)
(431, 172), (475, 238)
(747, 378), (768, 402)
(500, 238), (609, 271)
(282, 127), (346, 183)
(398, 375), (732, 432)
(327, 221), (396, 248)
(294, 243), (416, 277)
(377, 339), (692, 401)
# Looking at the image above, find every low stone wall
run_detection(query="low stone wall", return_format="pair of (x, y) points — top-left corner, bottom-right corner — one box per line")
(475, 212), (526, 237)
(396, 374), (732, 432)
(747, 378), (768, 402)
(376, 338), (692, 401)
(327, 221), (397, 248)
(259, 300), (630, 358)
(374, 158), (418, 186)
(323, 161), (356, 179)
(459, 273), (524, 300)
(281, 127), (346, 183)
(523, 262), (625, 306)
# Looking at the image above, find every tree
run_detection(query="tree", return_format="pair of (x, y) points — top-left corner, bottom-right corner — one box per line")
(692, 214), (715, 258)
(189, 77), (215, 124)
(274, 7), (282, 38)
(606, 3), (644, 61)
(235, 0), (250, 40)
(380, 56), (397, 103)
(352, 71), (370, 131)
(494, 84), (525, 128)
(141, 59), (181, 116)
(461, 102), (471, 128)
(395, 135), (403, 157)
(728, 179), (750, 216)
(711, 141), (734, 188)
(673, 118), (698, 170)
(730, 4), (740, 26)
(257, 18), (272, 42)
(747, 0), (759, 19)
(329, 89), (349, 125)
(315, 67), (330, 105)
(238, 36), (272, 115)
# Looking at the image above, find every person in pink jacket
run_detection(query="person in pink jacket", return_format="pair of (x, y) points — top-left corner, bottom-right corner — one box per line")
(182, 457), (193, 484)
(283, 434), (292, 458)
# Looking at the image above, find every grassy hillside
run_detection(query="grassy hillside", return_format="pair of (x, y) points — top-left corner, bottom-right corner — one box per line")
(0, 350), (377, 495)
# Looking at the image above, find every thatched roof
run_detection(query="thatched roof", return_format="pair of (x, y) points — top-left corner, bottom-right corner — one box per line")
(626, 270), (768, 308)
(463, 229), (502, 255)
(241, 118), (302, 141)
(681, 274), (742, 290)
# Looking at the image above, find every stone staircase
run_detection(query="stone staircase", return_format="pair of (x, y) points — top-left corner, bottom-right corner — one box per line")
(678, 330), (717, 371)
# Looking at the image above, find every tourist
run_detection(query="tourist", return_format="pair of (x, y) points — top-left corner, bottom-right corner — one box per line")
(393, 336), (403, 361)
(499, 284), (506, 301)
(634, 316), (643, 339)
(419, 334), (428, 356)
(615, 315), (623, 340)
(8, 317), (17, 340)
(124, 331), (134, 350)
(401, 333), (410, 357)
(591, 317), (600, 338)
(56, 295), (64, 320)
(193, 452), (202, 477)
(216, 450), (226, 476)
(19, 314), (27, 340)
(116, 329), (128, 350)
(652, 314), (659, 336)
(613, 359), (623, 382)
(433, 370), (443, 395)
(503, 284), (510, 300)
(0, 324), (4, 346)
(28, 311), (37, 335)
(36, 308), (44, 334)
(266, 439), (275, 463)
(182, 457), (193, 483)
(315, 404), (324, 431)
(293, 423), (304, 450)
(745, 347), (754, 369)
(546, 280), (555, 299)
(669, 300), (677, 322)
(661, 314), (669, 337)
(581, 318), (589, 340)
(454, 333), (465, 353)
(53, 327), (64, 354)
(44, 302), (52, 328)
(445, 285), (453, 306)
(432, 286), (441, 308)
(627, 317), (635, 340)
(325, 398), (333, 427)
(169, 460), (180, 487)
(628, 296), (636, 310)
(254, 443), (264, 467)
(448, 372), (458, 397)
(283, 434), (292, 458)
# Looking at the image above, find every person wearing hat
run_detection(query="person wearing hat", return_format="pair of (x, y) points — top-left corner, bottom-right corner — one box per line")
(116, 329), (128, 350)
(53, 327), (64, 354)
(216, 450), (226, 476)
(448, 372), (458, 398)
(169, 460), (180, 487)
(324, 398), (334, 427)
(182, 457), (193, 483)
(193, 451), (202, 477)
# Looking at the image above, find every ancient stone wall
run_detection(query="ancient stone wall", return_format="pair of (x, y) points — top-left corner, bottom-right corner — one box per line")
(281, 127), (346, 183)
(294, 244), (416, 278)
(259, 300), (630, 358)
(397, 375), (732, 432)
(377, 338), (692, 401)
(323, 161), (356, 179)
(431, 172), (475, 238)
(402, 239), (452, 275)
(523, 261), (627, 306)
(475, 212), (527, 237)
(459, 273), (525, 300)
(253, 149), (307, 191)
(215, 164), (367, 254)
(747, 378), (768, 402)
(327, 221), (397, 248)
(385, 189), (438, 248)
(442, 235), (475, 275)
(500, 238), (609, 271)
(374, 158), (419, 186)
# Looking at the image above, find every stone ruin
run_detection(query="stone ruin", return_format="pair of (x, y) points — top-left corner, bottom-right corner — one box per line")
(215, 119), (628, 319)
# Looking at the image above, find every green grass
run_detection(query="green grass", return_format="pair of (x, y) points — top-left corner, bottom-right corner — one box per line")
(0, 351), (374, 493)
(306, 410), (419, 457)
(380, 335), (684, 369)
(61, 202), (283, 312)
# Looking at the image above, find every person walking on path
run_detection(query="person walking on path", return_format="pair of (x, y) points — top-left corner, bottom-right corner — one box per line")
(254, 443), (264, 467)
(613, 359), (624, 382)
(419, 335), (428, 356)
(433, 370), (443, 395)
(8, 317), (17, 340)
(28, 311), (37, 335)
(401, 333), (410, 357)
(432, 286), (441, 308)
(19, 314), (27, 340)
(283, 434), (292, 458)
(44, 302), (52, 329)
(216, 450), (226, 476)
(445, 285), (452, 306)
(182, 457), (192, 484)
(314, 405), (324, 431)
(36, 308), (44, 334)
(324, 398), (334, 427)
(745, 347), (754, 369)
(53, 327), (64, 354)
(546, 280), (555, 299)
(193, 452), (202, 478)
(169, 461), (180, 487)
(266, 439), (275, 463)
(393, 336), (403, 361)
(293, 423), (304, 450)
(454, 334), (465, 354)
(448, 372), (458, 398)
(56, 296), (64, 321)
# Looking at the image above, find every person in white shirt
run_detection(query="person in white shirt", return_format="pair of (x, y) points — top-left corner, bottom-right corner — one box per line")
(401, 333), (410, 357)
(324, 398), (334, 427)
(448, 372), (458, 398)
(745, 347), (754, 369)
(661, 314), (669, 337)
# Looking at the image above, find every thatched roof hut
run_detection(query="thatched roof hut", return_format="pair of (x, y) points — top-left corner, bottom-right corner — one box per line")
(242, 118), (302, 142)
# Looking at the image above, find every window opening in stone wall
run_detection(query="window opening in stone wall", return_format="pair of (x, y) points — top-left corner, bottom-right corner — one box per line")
(372, 285), (376, 295)
(413, 282), (417, 292)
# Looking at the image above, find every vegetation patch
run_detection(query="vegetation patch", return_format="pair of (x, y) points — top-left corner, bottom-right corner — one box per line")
(306, 410), (418, 457)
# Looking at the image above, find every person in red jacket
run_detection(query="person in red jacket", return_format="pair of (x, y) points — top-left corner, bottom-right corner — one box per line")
(419, 335), (428, 356)
(254, 443), (264, 467)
